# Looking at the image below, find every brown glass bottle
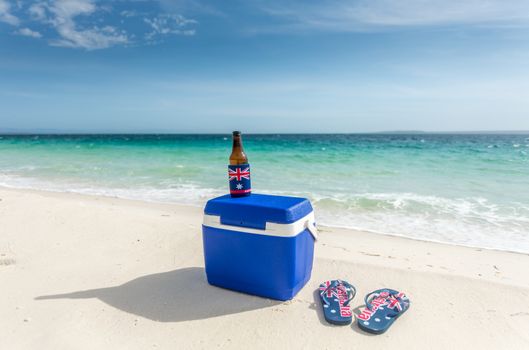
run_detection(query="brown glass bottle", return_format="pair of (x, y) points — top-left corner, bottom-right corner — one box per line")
(230, 131), (248, 165)
(228, 131), (251, 197)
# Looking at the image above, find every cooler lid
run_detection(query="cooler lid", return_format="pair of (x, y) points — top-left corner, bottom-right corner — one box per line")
(204, 193), (313, 230)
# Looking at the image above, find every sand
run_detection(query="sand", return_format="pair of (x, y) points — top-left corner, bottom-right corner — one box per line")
(1, 187), (528, 350)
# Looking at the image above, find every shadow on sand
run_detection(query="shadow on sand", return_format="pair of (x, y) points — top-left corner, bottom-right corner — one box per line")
(35, 267), (280, 322)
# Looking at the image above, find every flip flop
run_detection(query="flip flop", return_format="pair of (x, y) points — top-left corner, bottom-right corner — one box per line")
(318, 279), (356, 325)
(356, 288), (410, 334)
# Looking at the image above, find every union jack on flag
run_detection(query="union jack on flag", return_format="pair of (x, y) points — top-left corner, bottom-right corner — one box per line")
(319, 280), (336, 298)
(229, 167), (250, 181)
(387, 293), (404, 312)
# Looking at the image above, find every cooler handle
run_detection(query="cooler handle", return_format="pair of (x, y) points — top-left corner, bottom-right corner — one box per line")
(306, 220), (318, 241)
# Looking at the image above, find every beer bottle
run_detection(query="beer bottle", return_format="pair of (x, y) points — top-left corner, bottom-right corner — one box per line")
(228, 131), (251, 197)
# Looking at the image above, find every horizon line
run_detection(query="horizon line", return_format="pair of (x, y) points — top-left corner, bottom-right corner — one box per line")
(1, 130), (529, 136)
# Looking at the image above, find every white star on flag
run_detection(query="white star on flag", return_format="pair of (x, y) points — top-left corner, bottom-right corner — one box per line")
(236, 183), (243, 190)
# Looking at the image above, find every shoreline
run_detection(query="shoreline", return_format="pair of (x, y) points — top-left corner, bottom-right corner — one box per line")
(1, 186), (529, 349)
(0, 184), (527, 256)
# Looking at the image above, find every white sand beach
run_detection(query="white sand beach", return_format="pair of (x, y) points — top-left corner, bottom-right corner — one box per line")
(1, 187), (529, 350)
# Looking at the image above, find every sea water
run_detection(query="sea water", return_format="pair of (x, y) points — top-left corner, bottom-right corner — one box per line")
(0, 134), (528, 253)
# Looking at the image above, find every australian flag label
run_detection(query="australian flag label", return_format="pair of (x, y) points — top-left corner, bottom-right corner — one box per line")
(228, 164), (251, 196)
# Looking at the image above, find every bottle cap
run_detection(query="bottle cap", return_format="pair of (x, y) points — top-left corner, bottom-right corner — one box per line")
(232, 131), (241, 136)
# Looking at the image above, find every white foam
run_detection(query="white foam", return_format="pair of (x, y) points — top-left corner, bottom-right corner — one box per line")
(0, 173), (220, 206)
(312, 192), (529, 254)
(1, 173), (528, 254)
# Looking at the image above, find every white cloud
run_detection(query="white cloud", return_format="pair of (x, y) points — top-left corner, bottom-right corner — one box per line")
(15, 27), (42, 38)
(255, 0), (529, 32)
(27, 0), (129, 50)
(28, 2), (47, 21)
(0, 0), (20, 25)
(9, 1), (198, 50)
(120, 10), (137, 18)
(144, 14), (197, 40)
(50, 27), (128, 50)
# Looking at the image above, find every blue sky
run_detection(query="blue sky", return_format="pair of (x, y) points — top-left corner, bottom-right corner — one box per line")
(1, 0), (529, 133)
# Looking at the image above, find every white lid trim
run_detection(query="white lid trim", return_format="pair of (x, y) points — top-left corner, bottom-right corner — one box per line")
(203, 211), (318, 240)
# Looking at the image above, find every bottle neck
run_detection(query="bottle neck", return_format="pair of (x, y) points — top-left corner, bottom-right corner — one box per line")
(230, 134), (248, 164)
(232, 135), (243, 149)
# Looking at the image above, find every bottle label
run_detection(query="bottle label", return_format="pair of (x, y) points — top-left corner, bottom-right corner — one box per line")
(228, 164), (251, 195)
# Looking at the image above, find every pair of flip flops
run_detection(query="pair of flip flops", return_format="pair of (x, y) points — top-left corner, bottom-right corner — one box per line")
(318, 280), (410, 334)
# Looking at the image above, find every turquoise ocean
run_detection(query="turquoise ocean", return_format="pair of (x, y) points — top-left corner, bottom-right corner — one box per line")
(0, 134), (528, 253)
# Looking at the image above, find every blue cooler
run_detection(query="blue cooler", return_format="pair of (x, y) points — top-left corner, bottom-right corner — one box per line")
(202, 193), (318, 301)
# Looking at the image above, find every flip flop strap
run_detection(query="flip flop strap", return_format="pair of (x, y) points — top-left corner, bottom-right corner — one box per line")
(365, 289), (406, 316)
(365, 289), (394, 308)
(337, 280), (356, 306)
(320, 280), (338, 305)
(321, 280), (356, 307)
